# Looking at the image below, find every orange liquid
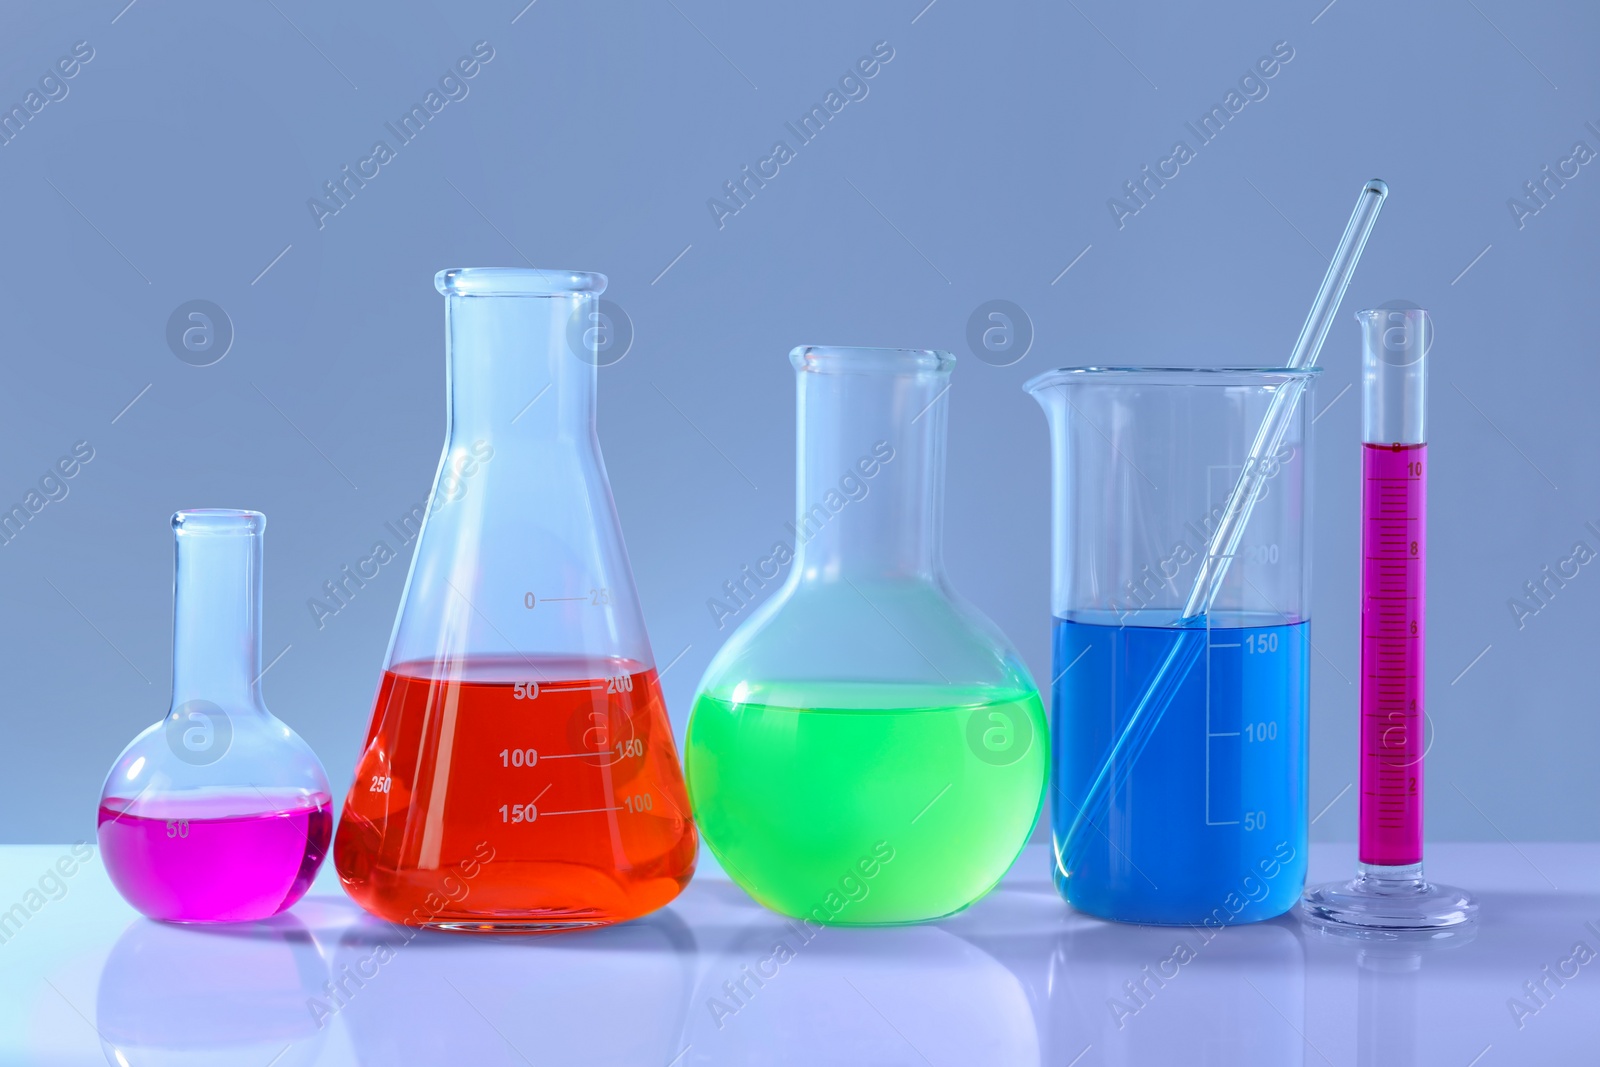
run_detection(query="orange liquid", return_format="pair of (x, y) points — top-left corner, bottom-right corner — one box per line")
(334, 657), (696, 931)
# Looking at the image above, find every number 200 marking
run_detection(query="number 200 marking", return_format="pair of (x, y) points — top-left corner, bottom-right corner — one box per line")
(1242, 544), (1280, 564)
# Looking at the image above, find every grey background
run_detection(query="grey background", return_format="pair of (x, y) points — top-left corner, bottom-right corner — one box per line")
(3, 0), (1593, 843)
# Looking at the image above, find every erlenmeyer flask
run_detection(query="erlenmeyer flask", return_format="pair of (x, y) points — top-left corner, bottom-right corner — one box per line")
(685, 346), (1047, 925)
(333, 267), (696, 932)
(98, 510), (332, 923)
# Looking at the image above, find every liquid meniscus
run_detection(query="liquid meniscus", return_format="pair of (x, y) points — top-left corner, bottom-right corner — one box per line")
(334, 657), (696, 932)
(686, 682), (1047, 925)
(98, 789), (332, 923)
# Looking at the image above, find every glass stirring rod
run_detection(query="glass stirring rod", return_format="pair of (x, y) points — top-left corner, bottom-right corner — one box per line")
(1059, 180), (1388, 879)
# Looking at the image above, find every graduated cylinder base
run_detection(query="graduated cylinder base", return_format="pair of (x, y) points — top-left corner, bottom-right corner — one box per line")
(1300, 863), (1477, 934)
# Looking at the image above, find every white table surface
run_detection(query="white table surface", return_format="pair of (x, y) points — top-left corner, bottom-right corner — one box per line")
(0, 841), (1593, 1066)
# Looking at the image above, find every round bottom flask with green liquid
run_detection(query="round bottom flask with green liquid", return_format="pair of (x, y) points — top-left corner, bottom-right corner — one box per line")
(686, 347), (1047, 925)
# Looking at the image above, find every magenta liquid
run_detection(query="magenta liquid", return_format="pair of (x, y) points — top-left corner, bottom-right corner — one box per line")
(1359, 442), (1425, 867)
(98, 790), (332, 923)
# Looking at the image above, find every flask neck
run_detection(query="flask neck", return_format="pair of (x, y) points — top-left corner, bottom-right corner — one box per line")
(445, 293), (597, 442)
(170, 512), (266, 710)
(789, 352), (951, 583)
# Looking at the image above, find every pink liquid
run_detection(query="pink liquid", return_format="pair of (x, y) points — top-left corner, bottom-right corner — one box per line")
(1359, 442), (1425, 867)
(98, 790), (332, 923)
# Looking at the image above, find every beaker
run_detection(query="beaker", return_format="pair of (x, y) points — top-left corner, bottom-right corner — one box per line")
(686, 346), (1047, 925)
(98, 510), (332, 923)
(1026, 367), (1317, 925)
(333, 267), (696, 932)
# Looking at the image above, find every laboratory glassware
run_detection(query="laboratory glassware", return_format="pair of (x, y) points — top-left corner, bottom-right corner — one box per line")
(1026, 366), (1317, 925)
(1301, 305), (1476, 931)
(1057, 183), (1385, 895)
(685, 346), (1047, 925)
(333, 267), (696, 932)
(98, 510), (332, 923)
(1033, 180), (1386, 926)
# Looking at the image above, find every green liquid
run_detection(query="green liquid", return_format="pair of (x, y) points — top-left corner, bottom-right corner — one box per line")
(686, 682), (1047, 924)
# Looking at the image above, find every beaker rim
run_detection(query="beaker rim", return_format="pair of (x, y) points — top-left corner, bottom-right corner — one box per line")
(1355, 304), (1428, 318)
(171, 509), (266, 534)
(790, 346), (955, 374)
(435, 267), (607, 297)
(1023, 365), (1322, 392)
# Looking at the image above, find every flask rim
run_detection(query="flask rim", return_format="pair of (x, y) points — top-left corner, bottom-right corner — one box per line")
(171, 509), (265, 534)
(790, 345), (955, 375)
(435, 267), (607, 297)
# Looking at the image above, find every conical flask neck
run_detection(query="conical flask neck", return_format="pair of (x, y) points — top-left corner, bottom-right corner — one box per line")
(445, 291), (598, 441)
(381, 268), (654, 677)
(170, 511), (265, 710)
(789, 347), (954, 583)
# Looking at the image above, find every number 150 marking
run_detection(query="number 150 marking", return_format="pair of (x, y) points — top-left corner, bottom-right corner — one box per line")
(1245, 632), (1278, 654)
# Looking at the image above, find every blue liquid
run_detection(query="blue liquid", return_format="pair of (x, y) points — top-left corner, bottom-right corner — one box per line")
(1051, 616), (1308, 925)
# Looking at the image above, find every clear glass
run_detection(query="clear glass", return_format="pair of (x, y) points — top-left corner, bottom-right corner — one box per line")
(333, 266), (696, 932)
(1026, 367), (1317, 925)
(97, 510), (331, 923)
(685, 345), (1047, 925)
(1301, 305), (1476, 932)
